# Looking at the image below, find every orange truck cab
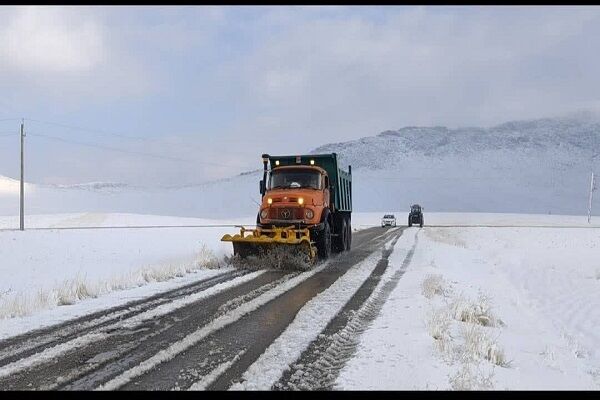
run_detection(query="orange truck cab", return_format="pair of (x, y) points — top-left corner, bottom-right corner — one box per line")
(258, 153), (352, 259)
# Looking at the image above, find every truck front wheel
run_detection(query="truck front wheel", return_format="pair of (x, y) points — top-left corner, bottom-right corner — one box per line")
(316, 220), (332, 260)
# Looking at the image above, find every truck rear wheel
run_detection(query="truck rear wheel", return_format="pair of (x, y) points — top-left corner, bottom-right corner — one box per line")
(332, 216), (347, 253)
(346, 216), (352, 250)
(316, 220), (332, 259)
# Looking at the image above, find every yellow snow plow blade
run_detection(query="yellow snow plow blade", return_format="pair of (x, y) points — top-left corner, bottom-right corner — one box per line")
(221, 225), (317, 262)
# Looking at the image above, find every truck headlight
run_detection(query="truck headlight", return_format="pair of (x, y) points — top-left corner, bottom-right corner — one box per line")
(298, 197), (304, 205)
(305, 209), (314, 219)
(260, 209), (269, 219)
(267, 198), (272, 205)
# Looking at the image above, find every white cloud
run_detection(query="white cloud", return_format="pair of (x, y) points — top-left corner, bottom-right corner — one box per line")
(0, 6), (156, 104)
(234, 6), (600, 140)
(0, 6), (105, 73)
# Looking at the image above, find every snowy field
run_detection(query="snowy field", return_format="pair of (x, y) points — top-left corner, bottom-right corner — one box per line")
(337, 220), (600, 389)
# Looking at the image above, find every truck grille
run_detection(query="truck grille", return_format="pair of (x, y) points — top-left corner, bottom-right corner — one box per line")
(269, 207), (303, 220)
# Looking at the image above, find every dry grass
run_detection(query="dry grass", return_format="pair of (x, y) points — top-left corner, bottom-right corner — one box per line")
(55, 274), (99, 306)
(421, 274), (447, 299)
(426, 308), (452, 355)
(0, 245), (222, 320)
(449, 362), (495, 390)
(459, 323), (508, 367)
(450, 293), (500, 327)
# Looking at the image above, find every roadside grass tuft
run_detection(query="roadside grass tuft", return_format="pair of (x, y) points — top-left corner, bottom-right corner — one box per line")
(449, 362), (495, 390)
(0, 245), (222, 320)
(450, 293), (500, 327)
(421, 274), (447, 299)
(426, 307), (452, 356)
(459, 323), (509, 367)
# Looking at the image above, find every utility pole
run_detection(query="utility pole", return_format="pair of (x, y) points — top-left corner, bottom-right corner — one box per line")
(20, 119), (24, 231)
(588, 172), (595, 224)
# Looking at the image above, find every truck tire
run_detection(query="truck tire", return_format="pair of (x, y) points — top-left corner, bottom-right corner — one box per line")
(420, 217), (424, 228)
(332, 216), (347, 253)
(346, 216), (352, 251)
(408, 216), (412, 227)
(316, 220), (332, 259)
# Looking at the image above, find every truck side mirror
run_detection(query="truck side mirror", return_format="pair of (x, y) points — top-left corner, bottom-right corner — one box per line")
(259, 180), (265, 195)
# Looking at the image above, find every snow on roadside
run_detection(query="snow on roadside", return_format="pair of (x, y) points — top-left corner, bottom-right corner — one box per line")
(228, 228), (413, 390)
(337, 224), (600, 390)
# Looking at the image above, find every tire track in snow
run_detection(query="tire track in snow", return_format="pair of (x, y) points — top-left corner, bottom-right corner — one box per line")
(205, 228), (405, 390)
(274, 230), (419, 390)
(0, 269), (246, 367)
(116, 227), (399, 390)
(186, 350), (247, 391)
(0, 270), (268, 390)
(97, 263), (333, 391)
(61, 271), (305, 390)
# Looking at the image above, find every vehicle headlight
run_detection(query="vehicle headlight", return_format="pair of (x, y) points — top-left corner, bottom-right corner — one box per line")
(260, 209), (269, 219)
(267, 198), (272, 205)
(298, 197), (304, 205)
(305, 209), (314, 219)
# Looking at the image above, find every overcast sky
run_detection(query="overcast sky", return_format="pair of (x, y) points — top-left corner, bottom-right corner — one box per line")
(0, 6), (599, 186)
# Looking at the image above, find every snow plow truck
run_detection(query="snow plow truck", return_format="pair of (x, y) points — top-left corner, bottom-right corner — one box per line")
(221, 153), (352, 263)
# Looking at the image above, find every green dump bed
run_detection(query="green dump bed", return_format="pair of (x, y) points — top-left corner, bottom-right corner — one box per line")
(266, 153), (352, 213)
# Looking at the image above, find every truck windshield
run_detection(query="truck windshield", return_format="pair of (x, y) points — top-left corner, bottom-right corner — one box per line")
(269, 169), (322, 190)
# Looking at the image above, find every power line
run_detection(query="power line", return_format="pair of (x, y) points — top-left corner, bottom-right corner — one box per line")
(25, 117), (261, 159)
(25, 117), (260, 161)
(26, 131), (252, 169)
(27, 132), (195, 163)
(25, 118), (151, 141)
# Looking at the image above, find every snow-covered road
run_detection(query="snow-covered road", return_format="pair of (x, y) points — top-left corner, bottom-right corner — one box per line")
(0, 226), (406, 390)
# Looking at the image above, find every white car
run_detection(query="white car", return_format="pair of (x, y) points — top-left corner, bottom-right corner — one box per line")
(381, 214), (397, 227)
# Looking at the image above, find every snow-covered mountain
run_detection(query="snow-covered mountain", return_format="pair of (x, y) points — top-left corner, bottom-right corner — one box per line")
(311, 115), (599, 216)
(313, 115), (599, 169)
(0, 115), (598, 220)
